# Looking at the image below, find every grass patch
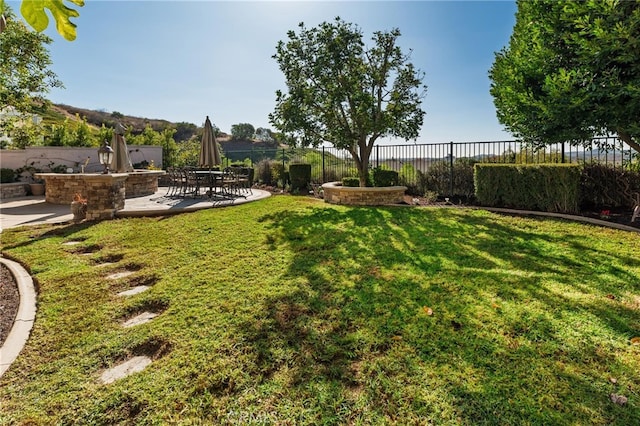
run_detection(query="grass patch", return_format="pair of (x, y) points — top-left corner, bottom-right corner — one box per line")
(1, 196), (639, 424)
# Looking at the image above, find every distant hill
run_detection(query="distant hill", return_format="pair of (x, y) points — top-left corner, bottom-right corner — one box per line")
(51, 104), (195, 134)
(46, 104), (280, 150)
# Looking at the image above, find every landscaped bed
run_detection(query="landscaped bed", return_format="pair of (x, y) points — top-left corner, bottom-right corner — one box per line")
(0, 196), (638, 424)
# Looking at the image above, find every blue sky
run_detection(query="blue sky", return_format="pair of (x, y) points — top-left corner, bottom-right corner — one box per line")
(14, 0), (518, 143)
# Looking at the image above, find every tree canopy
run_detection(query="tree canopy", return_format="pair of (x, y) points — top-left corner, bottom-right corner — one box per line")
(490, 0), (640, 153)
(270, 17), (426, 186)
(0, 7), (62, 113)
(231, 123), (255, 140)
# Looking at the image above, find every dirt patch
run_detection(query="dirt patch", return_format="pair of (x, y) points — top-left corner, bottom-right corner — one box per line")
(0, 263), (20, 347)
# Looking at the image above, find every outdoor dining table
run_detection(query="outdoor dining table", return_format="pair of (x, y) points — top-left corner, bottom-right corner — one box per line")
(193, 169), (225, 197)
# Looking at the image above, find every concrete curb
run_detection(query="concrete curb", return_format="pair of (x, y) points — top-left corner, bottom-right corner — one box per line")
(476, 206), (640, 233)
(0, 257), (37, 378)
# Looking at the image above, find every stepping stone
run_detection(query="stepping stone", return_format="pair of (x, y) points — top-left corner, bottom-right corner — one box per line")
(96, 262), (116, 268)
(62, 241), (81, 246)
(122, 312), (158, 328)
(117, 286), (150, 297)
(99, 356), (152, 385)
(107, 271), (134, 280)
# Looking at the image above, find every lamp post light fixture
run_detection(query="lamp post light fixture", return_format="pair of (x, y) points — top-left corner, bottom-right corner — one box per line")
(98, 140), (114, 174)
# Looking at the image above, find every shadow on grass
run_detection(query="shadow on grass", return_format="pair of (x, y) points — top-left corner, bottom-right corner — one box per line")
(230, 205), (640, 424)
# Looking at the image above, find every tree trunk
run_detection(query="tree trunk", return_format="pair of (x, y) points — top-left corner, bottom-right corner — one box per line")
(358, 158), (369, 187)
(617, 130), (640, 154)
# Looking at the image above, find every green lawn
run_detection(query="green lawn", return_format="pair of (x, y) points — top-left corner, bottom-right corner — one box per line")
(1, 196), (639, 425)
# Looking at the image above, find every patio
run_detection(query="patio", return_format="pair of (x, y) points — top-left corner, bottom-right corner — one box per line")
(0, 187), (271, 230)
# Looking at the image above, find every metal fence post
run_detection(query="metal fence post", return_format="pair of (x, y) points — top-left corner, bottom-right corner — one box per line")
(449, 141), (454, 197)
(282, 148), (286, 190)
(322, 146), (326, 183)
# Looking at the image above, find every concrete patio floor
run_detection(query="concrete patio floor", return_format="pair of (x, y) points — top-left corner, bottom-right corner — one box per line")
(0, 188), (271, 230)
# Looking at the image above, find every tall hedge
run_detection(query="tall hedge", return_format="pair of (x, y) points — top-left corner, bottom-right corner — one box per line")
(580, 164), (640, 209)
(474, 164), (581, 213)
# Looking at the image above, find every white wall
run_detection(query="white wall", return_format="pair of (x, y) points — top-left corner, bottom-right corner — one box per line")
(0, 146), (163, 173)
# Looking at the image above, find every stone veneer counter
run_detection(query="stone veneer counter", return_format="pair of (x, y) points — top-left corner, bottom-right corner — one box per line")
(35, 170), (165, 205)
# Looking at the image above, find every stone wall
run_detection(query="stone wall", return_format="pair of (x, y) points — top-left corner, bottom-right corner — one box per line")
(124, 171), (164, 198)
(37, 174), (86, 204)
(321, 182), (406, 206)
(34, 173), (129, 221)
(83, 175), (127, 221)
(35, 171), (164, 204)
(0, 183), (27, 199)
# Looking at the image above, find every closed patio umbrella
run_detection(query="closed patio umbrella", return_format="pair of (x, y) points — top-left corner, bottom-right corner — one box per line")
(199, 116), (221, 168)
(110, 123), (134, 173)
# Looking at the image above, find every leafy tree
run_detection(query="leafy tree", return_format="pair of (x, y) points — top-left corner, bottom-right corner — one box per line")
(0, 0), (83, 41)
(0, 7), (62, 113)
(255, 127), (275, 143)
(6, 118), (45, 149)
(231, 123), (255, 140)
(490, 0), (640, 153)
(68, 114), (94, 147)
(173, 121), (198, 142)
(270, 17), (426, 186)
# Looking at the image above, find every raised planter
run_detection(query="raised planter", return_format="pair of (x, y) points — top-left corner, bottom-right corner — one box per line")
(321, 181), (407, 206)
(0, 182), (27, 199)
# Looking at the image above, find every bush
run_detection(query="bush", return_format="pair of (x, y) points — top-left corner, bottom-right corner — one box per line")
(580, 164), (640, 209)
(289, 163), (312, 193)
(372, 168), (398, 187)
(272, 162), (287, 186)
(342, 177), (360, 187)
(0, 168), (15, 183)
(474, 164), (581, 213)
(256, 159), (274, 185)
(417, 159), (476, 199)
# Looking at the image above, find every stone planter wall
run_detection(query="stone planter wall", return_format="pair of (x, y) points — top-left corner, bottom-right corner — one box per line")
(321, 182), (406, 206)
(0, 182), (27, 199)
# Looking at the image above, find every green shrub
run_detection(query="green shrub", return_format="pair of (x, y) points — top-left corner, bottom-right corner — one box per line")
(271, 162), (286, 185)
(417, 159), (476, 199)
(0, 168), (15, 183)
(474, 163), (581, 213)
(256, 160), (273, 185)
(289, 163), (312, 192)
(372, 168), (398, 187)
(342, 177), (360, 187)
(580, 164), (640, 209)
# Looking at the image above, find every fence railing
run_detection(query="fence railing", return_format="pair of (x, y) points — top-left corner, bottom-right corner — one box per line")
(218, 137), (639, 195)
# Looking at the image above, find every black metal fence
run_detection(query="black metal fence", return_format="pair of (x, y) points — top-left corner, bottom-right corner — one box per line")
(220, 137), (639, 195)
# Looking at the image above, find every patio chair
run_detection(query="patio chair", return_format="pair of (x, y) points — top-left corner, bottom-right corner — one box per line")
(221, 167), (248, 198)
(165, 167), (185, 197)
(183, 167), (200, 197)
(633, 193), (640, 223)
(234, 167), (252, 195)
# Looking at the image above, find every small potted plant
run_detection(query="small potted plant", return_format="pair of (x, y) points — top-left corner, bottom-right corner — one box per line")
(71, 192), (87, 222)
